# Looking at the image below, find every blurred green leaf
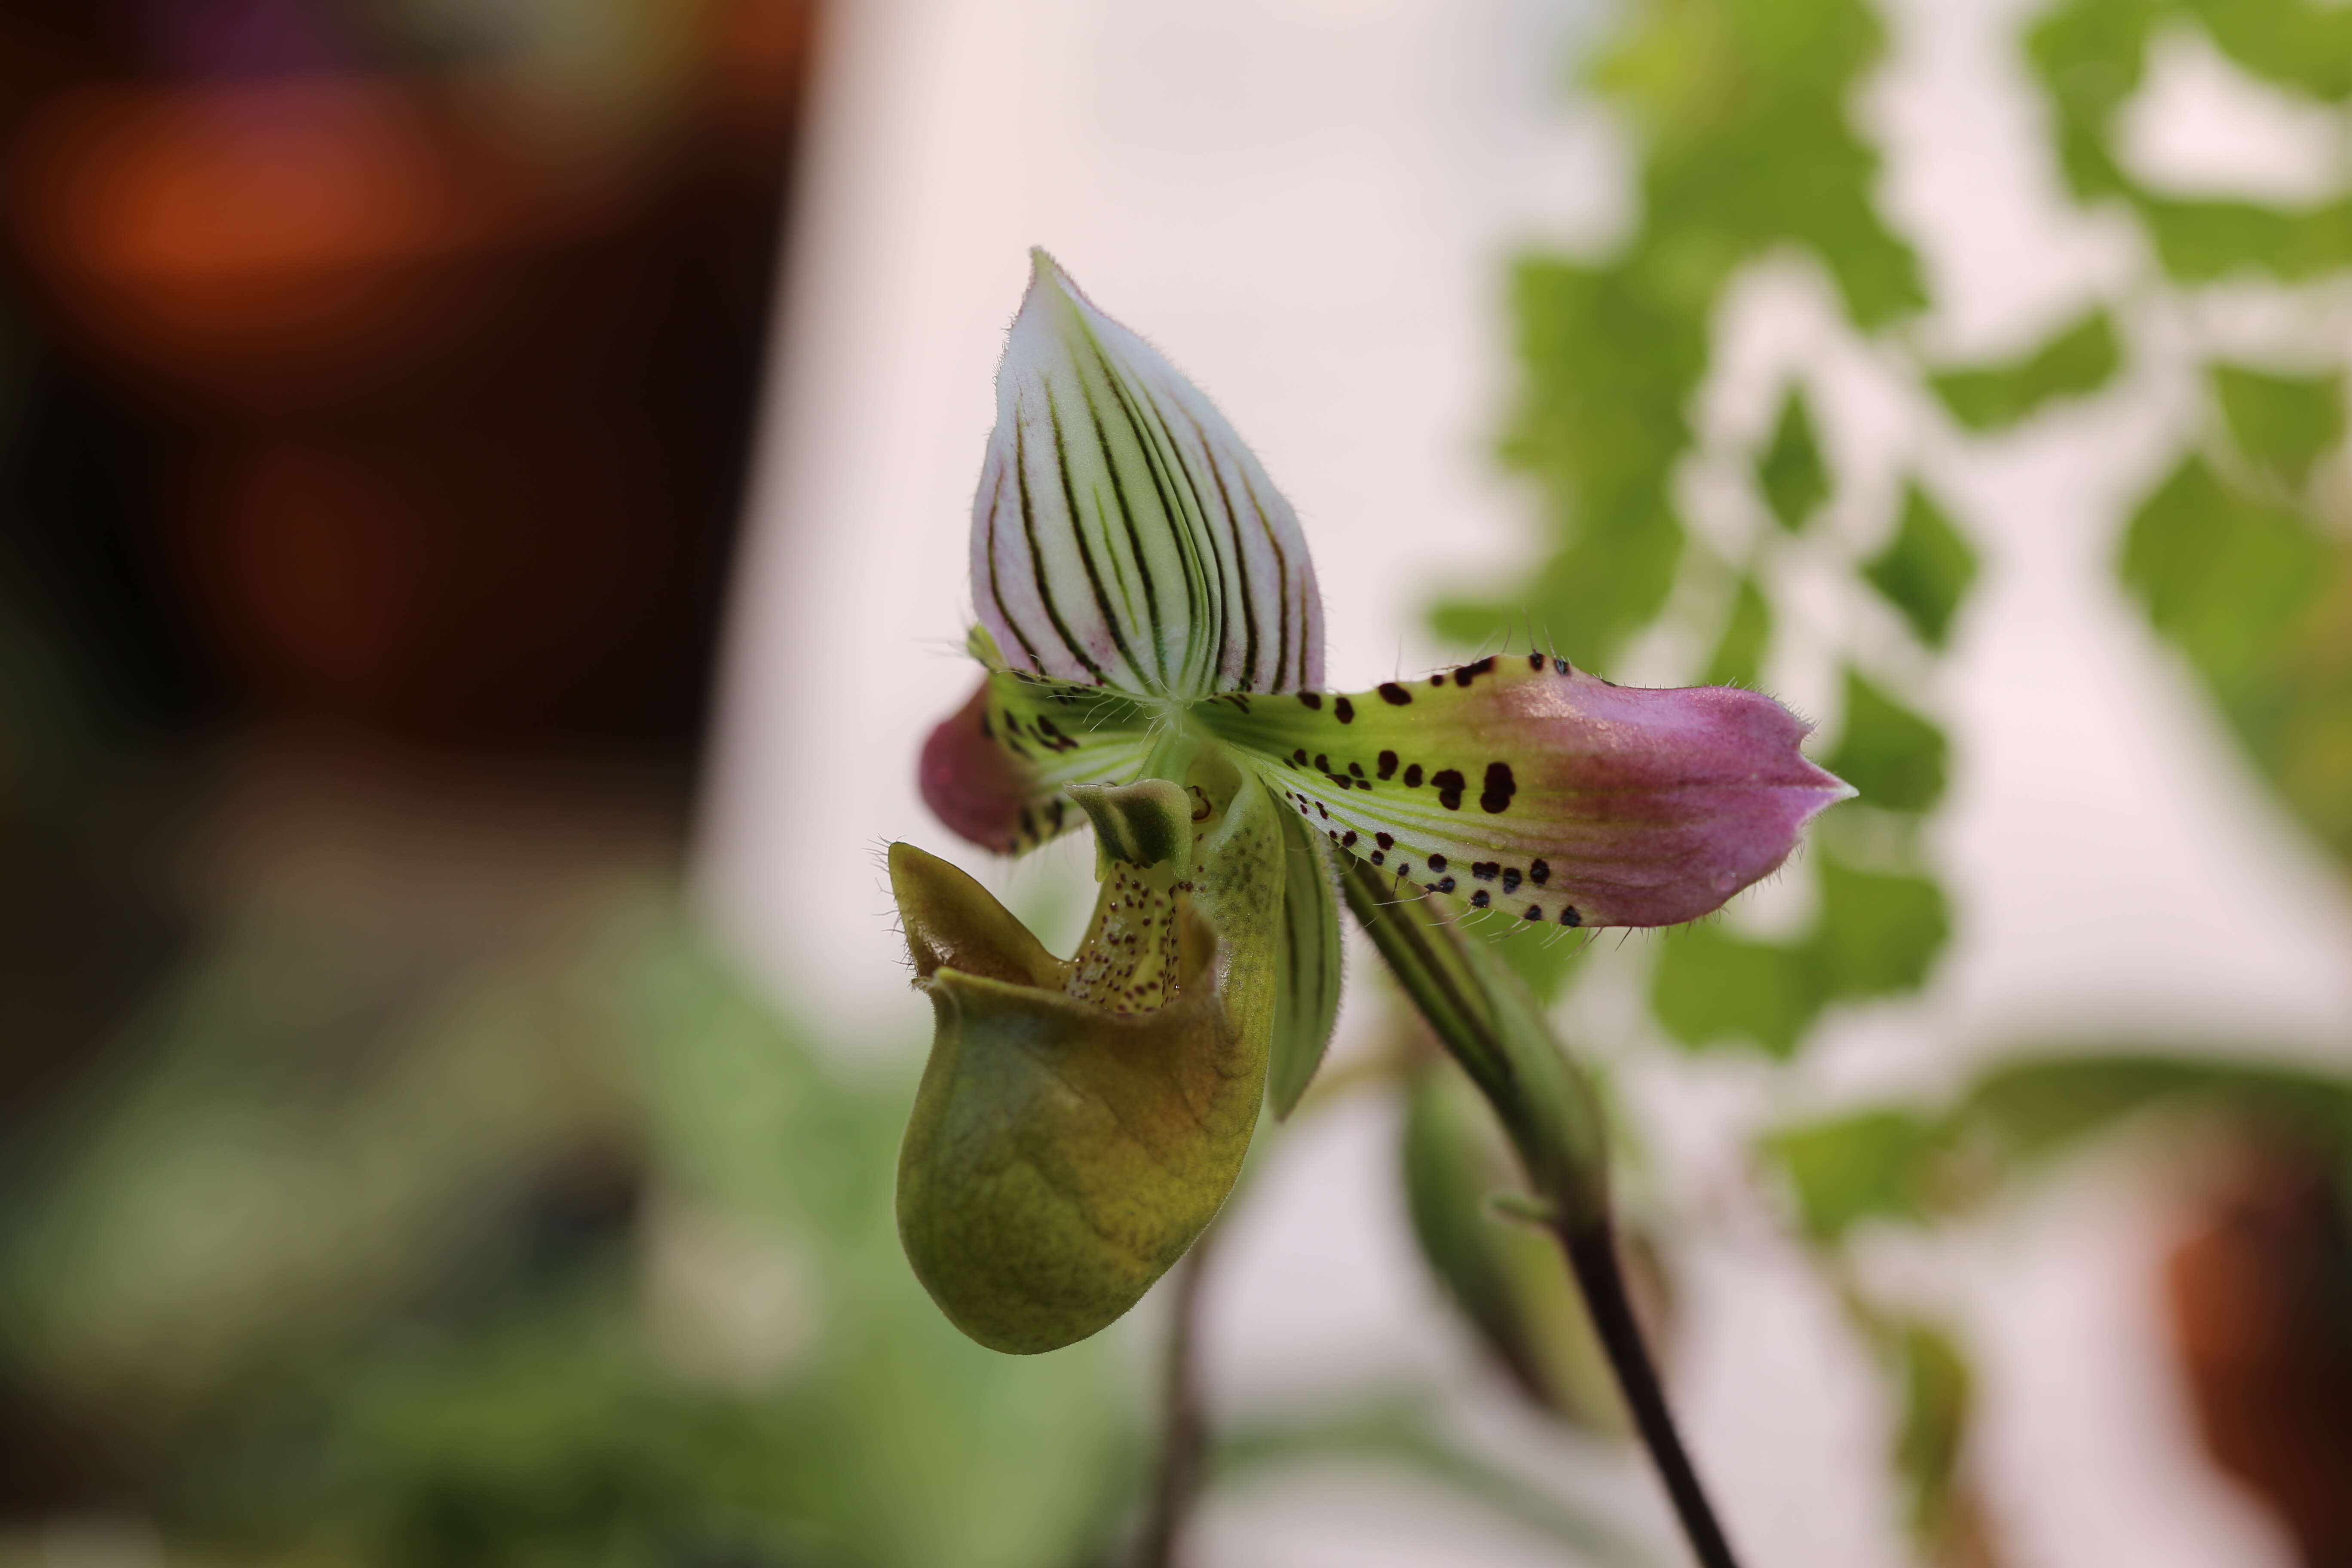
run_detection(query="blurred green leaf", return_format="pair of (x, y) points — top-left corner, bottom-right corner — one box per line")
(1825, 671), (1948, 815)
(1930, 310), (2120, 431)
(1891, 1321), (1973, 1547)
(2121, 456), (2324, 686)
(1400, 1063), (1626, 1434)
(1703, 576), (1773, 689)
(1765, 1052), (2352, 1246)
(2120, 453), (2352, 865)
(1591, 0), (1926, 329)
(1954, 1052), (2352, 1161)
(2213, 363), (2343, 492)
(1454, 258), (1702, 669)
(1651, 922), (1819, 1057)
(1764, 1108), (1941, 1240)
(2027, 0), (2154, 204)
(2030, 1), (2352, 278)
(1462, 0), (1922, 672)
(1813, 854), (1949, 1001)
(2188, 0), (2352, 100)
(2146, 196), (2352, 282)
(1651, 847), (1949, 1060)
(1864, 484), (1977, 648)
(1759, 389), (1829, 531)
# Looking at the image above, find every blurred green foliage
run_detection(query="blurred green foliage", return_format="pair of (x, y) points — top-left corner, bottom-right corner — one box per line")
(1889, 1322), (1972, 1551)
(1769, 1054), (2352, 1246)
(2122, 454), (2352, 868)
(1399, 1062), (1627, 1434)
(1474, 0), (2352, 1553)
(1437, 0), (1922, 669)
(2032, 0), (2352, 281)
(0, 907), (1136, 1568)
(2213, 364), (2343, 491)
(1929, 310), (2120, 432)
(1863, 486), (1976, 650)
(1758, 390), (1829, 532)
(1824, 673), (1947, 817)
(1460, 0), (1962, 1063)
(1702, 577), (1772, 689)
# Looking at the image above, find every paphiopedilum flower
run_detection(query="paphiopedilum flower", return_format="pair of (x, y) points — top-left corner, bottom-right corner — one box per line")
(892, 253), (1850, 1355)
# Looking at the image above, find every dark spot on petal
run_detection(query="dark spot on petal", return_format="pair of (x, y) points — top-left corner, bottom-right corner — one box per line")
(1429, 673), (1446, 687)
(1528, 652), (1544, 670)
(1524, 905), (1544, 921)
(1300, 691), (1323, 709)
(1315, 753), (1331, 773)
(1316, 802), (1329, 819)
(1471, 862), (1498, 882)
(1554, 658), (1571, 674)
(1377, 750), (1398, 780)
(1349, 761), (1365, 778)
(1292, 748), (1308, 766)
(1529, 859), (1550, 886)
(1378, 682), (1412, 706)
(1403, 763), (1424, 788)
(1431, 768), (1466, 810)
(1436, 876), (1456, 894)
(1375, 832), (1393, 851)
(1427, 852), (1448, 873)
(1334, 696), (1355, 723)
(1480, 762), (1517, 814)
(1559, 906), (1582, 927)
(1341, 830), (1358, 848)
(1452, 655), (1497, 688)
(1470, 889), (1491, 908)
(1501, 867), (1522, 894)
(1369, 850), (1384, 866)
(1396, 862), (1412, 878)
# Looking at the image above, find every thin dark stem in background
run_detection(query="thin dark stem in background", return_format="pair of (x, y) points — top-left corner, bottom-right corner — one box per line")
(1133, 1230), (1217, 1568)
(1562, 1222), (1740, 1568)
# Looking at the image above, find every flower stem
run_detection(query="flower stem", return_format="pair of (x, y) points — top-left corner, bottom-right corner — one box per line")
(1559, 1221), (1740, 1568)
(1338, 858), (1742, 1568)
(1134, 1219), (1219, 1568)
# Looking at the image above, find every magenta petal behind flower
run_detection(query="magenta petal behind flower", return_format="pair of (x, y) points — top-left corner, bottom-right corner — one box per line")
(917, 672), (1158, 855)
(918, 682), (1038, 854)
(1193, 654), (1853, 928)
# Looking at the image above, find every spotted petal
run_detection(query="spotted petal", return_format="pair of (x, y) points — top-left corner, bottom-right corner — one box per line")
(971, 251), (1324, 700)
(1192, 652), (1853, 928)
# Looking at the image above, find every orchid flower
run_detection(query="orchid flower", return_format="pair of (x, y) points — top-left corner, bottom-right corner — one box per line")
(891, 252), (1850, 1357)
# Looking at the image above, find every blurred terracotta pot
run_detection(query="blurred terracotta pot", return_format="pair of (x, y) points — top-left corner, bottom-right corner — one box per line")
(2167, 1140), (2352, 1568)
(8, 31), (802, 743)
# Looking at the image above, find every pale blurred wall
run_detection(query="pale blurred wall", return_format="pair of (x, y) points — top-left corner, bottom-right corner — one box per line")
(698, 0), (2352, 1563)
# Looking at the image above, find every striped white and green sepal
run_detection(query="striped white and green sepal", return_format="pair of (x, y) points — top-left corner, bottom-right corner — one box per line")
(971, 251), (1325, 701)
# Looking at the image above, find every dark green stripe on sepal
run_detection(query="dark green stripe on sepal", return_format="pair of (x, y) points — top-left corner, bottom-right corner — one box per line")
(1267, 803), (1344, 1118)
